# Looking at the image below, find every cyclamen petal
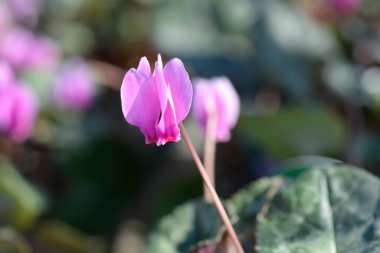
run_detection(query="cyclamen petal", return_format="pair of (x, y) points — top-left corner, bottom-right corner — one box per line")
(163, 58), (193, 123)
(120, 55), (193, 145)
(9, 84), (38, 141)
(0, 83), (38, 141)
(193, 77), (240, 142)
(0, 61), (16, 91)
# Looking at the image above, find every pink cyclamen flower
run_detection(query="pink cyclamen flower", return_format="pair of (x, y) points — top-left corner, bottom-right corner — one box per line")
(121, 54), (193, 145)
(53, 57), (95, 110)
(193, 77), (240, 142)
(0, 83), (38, 141)
(0, 28), (60, 70)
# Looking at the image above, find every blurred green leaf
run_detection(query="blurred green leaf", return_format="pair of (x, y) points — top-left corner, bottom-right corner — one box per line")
(37, 220), (106, 253)
(0, 156), (46, 229)
(239, 105), (346, 158)
(151, 0), (252, 55)
(0, 227), (31, 253)
(257, 164), (380, 253)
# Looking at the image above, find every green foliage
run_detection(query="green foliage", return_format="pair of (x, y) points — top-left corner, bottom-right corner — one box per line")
(146, 201), (226, 253)
(147, 163), (380, 252)
(239, 106), (346, 158)
(257, 164), (380, 253)
(0, 156), (46, 229)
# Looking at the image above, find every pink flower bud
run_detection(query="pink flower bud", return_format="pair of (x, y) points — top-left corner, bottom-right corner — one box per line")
(53, 57), (95, 110)
(0, 83), (38, 141)
(193, 77), (240, 142)
(120, 55), (193, 145)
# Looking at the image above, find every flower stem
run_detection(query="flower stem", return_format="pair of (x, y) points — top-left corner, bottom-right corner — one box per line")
(203, 112), (217, 202)
(179, 123), (244, 253)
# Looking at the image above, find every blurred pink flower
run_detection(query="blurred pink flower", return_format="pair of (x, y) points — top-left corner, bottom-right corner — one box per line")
(0, 27), (60, 70)
(8, 0), (40, 26)
(0, 2), (11, 35)
(328, 0), (361, 15)
(26, 36), (61, 70)
(0, 83), (38, 141)
(120, 55), (193, 145)
(53, 57), (95, 110)
(0, 61), (15, 91)
(0, 27), (32, 68)
(193, 77), (240, 142)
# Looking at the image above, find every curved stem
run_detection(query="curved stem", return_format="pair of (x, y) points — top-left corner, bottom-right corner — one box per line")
(179, 123), (244, 253)
(203, 112), (217, 202)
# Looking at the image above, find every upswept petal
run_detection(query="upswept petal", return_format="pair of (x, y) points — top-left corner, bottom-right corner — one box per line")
(137, 57), (151, 77)
(163, 58), (193, 123)
(153, 54), (168, 114)
(121, 68), (148, 120)
(126, 77), (161, 143)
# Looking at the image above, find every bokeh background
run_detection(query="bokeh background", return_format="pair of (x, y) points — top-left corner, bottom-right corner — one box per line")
(0, 0), (380, 252)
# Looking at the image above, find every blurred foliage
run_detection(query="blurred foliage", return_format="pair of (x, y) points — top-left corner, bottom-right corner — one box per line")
(239, 105), (346, 158)
(0, 155), (45, 229)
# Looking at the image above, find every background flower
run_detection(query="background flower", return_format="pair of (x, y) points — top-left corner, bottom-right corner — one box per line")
(193, 77), (240, 142)
(53, 57), (95, 110)
(0, 83), (38, 141)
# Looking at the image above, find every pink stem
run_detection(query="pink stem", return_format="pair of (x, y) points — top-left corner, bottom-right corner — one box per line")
(179, 123), (244, 253)
(203, 112), (217, 202)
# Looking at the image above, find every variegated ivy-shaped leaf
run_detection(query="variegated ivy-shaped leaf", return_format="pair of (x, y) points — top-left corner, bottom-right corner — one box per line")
(257, 164), (380, 253)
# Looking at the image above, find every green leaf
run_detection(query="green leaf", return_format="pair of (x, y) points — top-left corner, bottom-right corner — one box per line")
(37, 220), (106, 253)
(275, 156), (342, 178)
(228, 177), (283, 234)
(146, 200), (228, 253)
(0, 227), (31, 253)
(0, 156), (46, 229)
(238, 105), (345, 158)
(256, 164), (380, 253)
